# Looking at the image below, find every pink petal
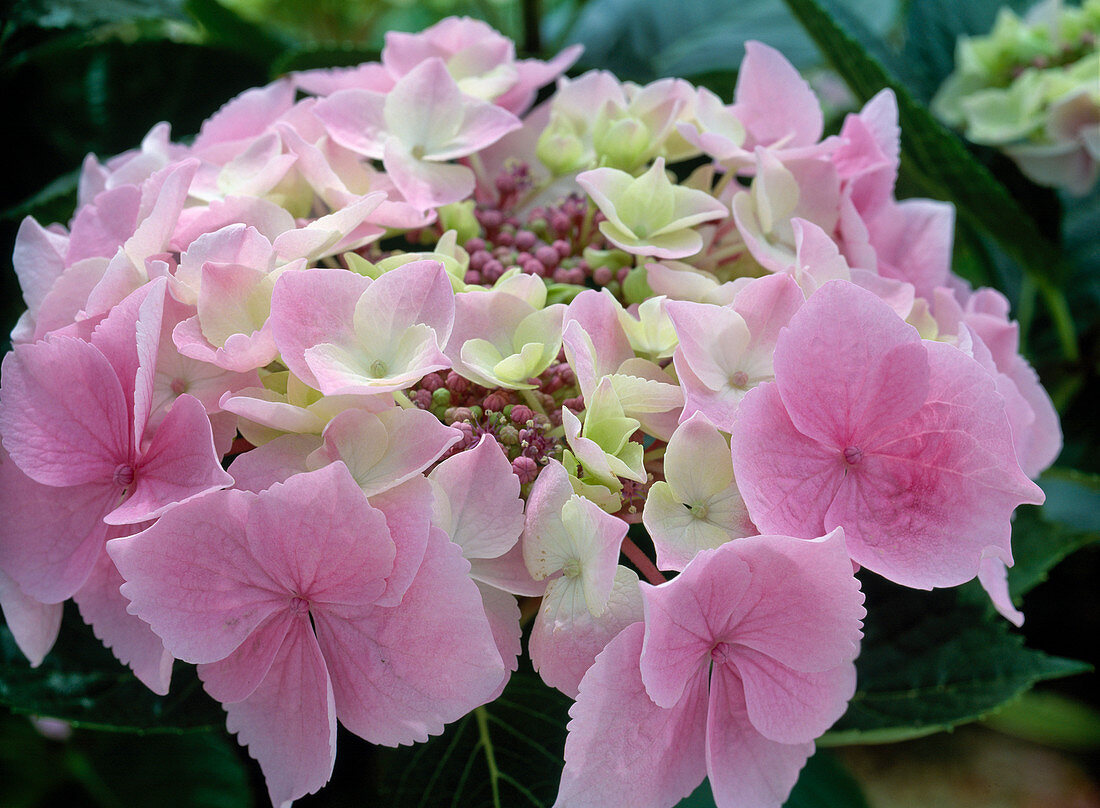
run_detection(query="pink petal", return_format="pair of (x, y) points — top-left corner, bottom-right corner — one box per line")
(0, 336), (129, 486)
(222, 619), (337, 808)
(706, 666), (814, 808)
(353, 259), (456, 351)
(382, 139), (475, 210)
(66, 185), (141, 264)
(428, 434), (523, 559)
(106, 394), (232, 524)
(866, 199), (954, 301)
(313, 526), (503, 745)
(640, 548), (752, 708)
(531, 567), (644, 698)
(733, 42), (823, 148)
(554, 623), (709, 808)
(731, 383), (844, 540)
(198, 610), (294, 704)
(192, 79), (296, 152)
(228, 435), (320, 493)
(475, 580), (522, 699)
(312, 88), (389, 159)
(13, 216), (68, 313)
(827, 341), (1044, 588)
(978, 554), (1024, 627)
(245, 463), (395, 608)
(0, 447), (117, 602)
(468, 542), (546, 597)
(773, 280), (929, 447)
(722, 531), (864, 672)
(733, 647), (856, 743)
(74, 536), (174, 695)
(107, 488), (285, 664)
(269, 268), (369, 390)
(0, 567), (61, 667)
(369, 477), (434, 607)
(89, 278), (169, 443)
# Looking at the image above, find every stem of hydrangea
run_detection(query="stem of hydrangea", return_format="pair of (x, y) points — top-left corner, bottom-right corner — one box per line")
(620, 536), (666, 585)
(519, 388), (547, 417)
(712, 167), (736, 200)
(393, 390), (414, 409)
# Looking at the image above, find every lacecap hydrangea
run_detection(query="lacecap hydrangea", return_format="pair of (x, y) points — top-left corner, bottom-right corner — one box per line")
(0, 15), (1060, 808)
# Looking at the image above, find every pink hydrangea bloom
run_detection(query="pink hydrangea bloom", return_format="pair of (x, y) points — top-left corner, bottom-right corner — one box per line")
(554, 528), (864, 808)
(731, 279), (1044, 589)
(108, 462), (504, 807)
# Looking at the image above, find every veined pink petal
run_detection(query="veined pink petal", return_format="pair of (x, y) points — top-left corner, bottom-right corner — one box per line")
(74, 537), (174, 695)
(730, 383), (844, 540)
(89, 278), (170, 446)
(705, 666), (814, 808)
(106, 394), (233, 525)
(244, 464), (395, 608)
(353, 260), (456, 349)
(475, 580), (522, 698)
(13, 216), (68, 313)
(722, 531), (864, 673)
(428, 434), (523, 559)
(0, 335), (130, 487)
(198, 610), (295, 704)
(66, 185), (141, 264)
(640, 548), (752, 708)
(733, 41), (823, 149)
(0, 447), (118, 603)
(312, 407), (460, 497)
(222, 619), (337, 808)
(553, 623), (709, 808)
(313, 526), (503, 746)
(312, 88), (389, 159)
(734, 647), (856, 744)
(192, 79), (296, 152)
(0, 567), (62, 667)
(468, 542), (546, 597)
(530, 566), (643, 698)
(269, 268), (369, 390)
(370, 477), (435, 608)
(773, 280), (929, 448)
(382, 139), (475, 210)
(107, 488), (285, 664)
(228, 434), (320, 493)
(826, 341), (1044, 588)
(382, 59), (466, 150)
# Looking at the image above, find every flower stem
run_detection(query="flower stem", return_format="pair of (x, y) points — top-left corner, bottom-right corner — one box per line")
(520, 388), (547, 417)
(621, 536), (666, 585)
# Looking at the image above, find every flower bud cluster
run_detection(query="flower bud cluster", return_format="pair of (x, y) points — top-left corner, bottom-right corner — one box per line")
(933, 0), (1100, 193)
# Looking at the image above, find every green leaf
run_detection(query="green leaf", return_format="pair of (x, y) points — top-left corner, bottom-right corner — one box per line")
(982, 690), (1100, 751)
(377, 669), (572, 808)
(183, 0), (290, 63)
(74, 731), (252, 808)
(783, 749), (869, 808)
(556, 0), (898, 85)
(819, 577), (1090, 746)
(898, 0), (1033, 103)
(671, 750), (870, 807)
(0, 606), (225, 733)
(5, 0), (188, 31)
(781, 0), (1078, 361)
(0, 166), (79, 224)
(1008, 468), (1100, 598)
(269, 43), (380, 77)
